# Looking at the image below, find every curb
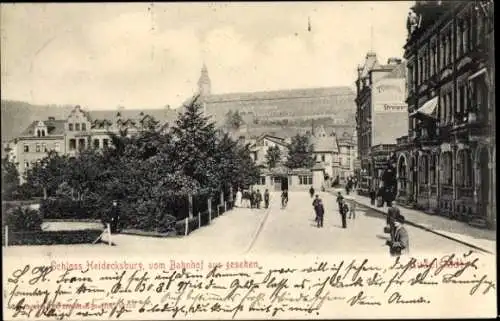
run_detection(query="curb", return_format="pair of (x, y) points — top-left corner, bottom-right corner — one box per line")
(326, 190), (493, 254)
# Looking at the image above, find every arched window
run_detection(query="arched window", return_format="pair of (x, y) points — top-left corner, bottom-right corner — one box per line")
(419, 155), (429, 185)
(457, 149), (473, 187)
(442, 152), (453, 185)
(37, 129), (41, 137)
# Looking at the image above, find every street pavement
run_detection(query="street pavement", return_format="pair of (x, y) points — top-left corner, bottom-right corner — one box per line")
(4, 191), (484, 258)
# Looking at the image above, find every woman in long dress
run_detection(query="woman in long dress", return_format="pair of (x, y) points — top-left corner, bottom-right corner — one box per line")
(234, 189), (243, 207)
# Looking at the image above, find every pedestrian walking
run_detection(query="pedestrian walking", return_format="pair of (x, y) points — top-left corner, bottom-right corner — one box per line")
(309, 186), (315, 198)
(316, 200), (325, 228)
(369, 188), (376, 205)
(264, 189), (270, 209)
(110, 200), (120, 233)
(386, 214), (409, 256)
(312, 194), (321, 222)
(256, 189), (262, 209)
(234, 188), (243, 207)
(336, 192), (344, 212)
(339, 198), (348, 229)
(348, 196), (357, 219)
(281, 189), (288, 209)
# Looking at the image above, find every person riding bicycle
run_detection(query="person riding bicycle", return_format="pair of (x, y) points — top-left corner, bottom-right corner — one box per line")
(281, 189), (289, 208)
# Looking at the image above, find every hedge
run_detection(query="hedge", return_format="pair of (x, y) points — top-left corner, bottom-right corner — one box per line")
(39, 198), (100, 220)
(4, 229), (103, 246)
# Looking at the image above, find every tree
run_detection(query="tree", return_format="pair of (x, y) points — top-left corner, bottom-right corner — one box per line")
(265, 145), (281, 168)
(25, 151), (69, 199)
(170, 95), (220, 191)
(2, 157), (19, 200)
(286, 134), (315, 169)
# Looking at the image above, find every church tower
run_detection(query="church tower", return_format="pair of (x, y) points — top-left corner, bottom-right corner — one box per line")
(197, 63), (211, 97)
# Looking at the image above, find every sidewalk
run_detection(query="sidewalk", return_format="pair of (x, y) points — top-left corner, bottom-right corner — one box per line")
(328, 188), (496, 254)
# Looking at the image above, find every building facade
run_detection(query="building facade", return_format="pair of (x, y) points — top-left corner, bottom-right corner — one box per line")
(355, 52), (409, 193)
(15, 105), (172, 183)
(396, 0), (495, 228)
(337, 130), (358, 183)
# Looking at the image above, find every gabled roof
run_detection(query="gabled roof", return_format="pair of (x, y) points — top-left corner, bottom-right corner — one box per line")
(19, 120), (66, 137)
(311, 136), (338, 153)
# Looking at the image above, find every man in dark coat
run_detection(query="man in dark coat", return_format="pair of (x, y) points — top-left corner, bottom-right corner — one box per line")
(309, 186), (315, 198)
(336, 192), (344, 213)
(255, 189), (263, 209)
(339, 198), (348, 229)
(110, 200), (120, 233)
(312, 194), (321, 222)
(264, 189), (270, 209)
(386, 214), (409, 256)
(315, 199), (325, 228)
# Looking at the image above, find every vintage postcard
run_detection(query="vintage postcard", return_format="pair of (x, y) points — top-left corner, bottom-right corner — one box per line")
(1, 1), (496, 320)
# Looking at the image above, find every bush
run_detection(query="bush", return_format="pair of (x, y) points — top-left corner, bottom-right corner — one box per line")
(5, 229), (103, 246)
(40, 199), (100, 220)
(3, 206), (43, 232)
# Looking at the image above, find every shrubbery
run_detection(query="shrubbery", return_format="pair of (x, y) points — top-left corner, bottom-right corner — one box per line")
(3, 206), (43, 232)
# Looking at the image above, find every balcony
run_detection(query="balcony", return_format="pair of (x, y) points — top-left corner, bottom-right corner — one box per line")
(396, 135), (409, 146)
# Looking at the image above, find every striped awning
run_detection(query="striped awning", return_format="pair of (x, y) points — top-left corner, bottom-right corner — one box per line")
(410, 96), (438, 120)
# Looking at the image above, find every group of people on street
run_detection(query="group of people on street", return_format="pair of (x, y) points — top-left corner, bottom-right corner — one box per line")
(234, 188), (271, 209)
(310, 188), (356, 229)
(345, 176), (357, 195)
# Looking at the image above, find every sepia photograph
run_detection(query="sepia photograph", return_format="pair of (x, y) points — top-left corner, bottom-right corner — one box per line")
(1, 1), (496, 319)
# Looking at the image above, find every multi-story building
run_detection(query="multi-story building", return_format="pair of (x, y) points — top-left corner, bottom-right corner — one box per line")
(355, 52), (408, 193)
(250, 134), (289, 167)
(16, 105), (174, 183)
(395, 0), (495, 227)
(337, 131), (358, 183)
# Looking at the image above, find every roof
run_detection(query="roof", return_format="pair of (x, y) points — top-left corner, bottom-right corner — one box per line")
(19, 120), (66, 137)
(311, 136), (338, 153)
(204, 86), (355, 104)
(382, 61), (406, 79)
(87, 109), (178, 124)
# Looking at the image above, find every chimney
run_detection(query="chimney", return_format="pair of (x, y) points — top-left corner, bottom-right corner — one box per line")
(48, 116), (55, 121)
(387, 57), (402, 65)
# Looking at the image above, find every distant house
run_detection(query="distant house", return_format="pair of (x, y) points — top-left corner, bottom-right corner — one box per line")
(250, 134), (289, 166)
(15, 105), (173, 183)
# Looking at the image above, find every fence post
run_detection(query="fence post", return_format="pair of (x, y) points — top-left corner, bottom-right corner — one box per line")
(188, 194), (193, 219)
(224, 202), (227, 212)
(208, 198), (212, 223)
(184, 217), (189, 236)
(198, 212), (201, 229)
(220, 190), (224, 206)
(5, 225), (8, 247)
(106, 223), (112, 246)
(229, 186), (234, 206)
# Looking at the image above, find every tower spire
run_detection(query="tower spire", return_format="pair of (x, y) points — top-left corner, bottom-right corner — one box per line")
(197, 63), (211, 97)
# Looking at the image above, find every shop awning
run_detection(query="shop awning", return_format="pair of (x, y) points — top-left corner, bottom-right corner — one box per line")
(410, 96), (438, 120)
(468, 67), (487, 82)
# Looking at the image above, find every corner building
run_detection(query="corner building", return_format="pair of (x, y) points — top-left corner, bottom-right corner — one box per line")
(396, 0), (495, 228)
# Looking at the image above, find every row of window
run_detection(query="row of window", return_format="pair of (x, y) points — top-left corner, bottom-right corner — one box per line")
(23, 139), (111, 153)
(24, 143), (60, 153)
(36, 129), (47, 137)
(68, 123), (87, 132)
(409, 11), (488, 90)
(255, 175), (313, 185)
(401, 152), (473, 188)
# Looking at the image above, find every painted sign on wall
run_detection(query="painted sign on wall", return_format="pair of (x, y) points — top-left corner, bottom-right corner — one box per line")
(372, 78), (407, 113)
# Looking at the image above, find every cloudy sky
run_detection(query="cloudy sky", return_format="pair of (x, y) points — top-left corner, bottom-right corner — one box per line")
(1, 2), (412, 110)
